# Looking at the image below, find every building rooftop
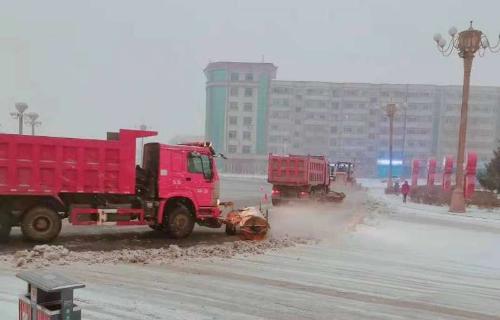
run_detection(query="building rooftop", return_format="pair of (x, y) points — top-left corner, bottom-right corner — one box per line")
(204, 61), (278, 76)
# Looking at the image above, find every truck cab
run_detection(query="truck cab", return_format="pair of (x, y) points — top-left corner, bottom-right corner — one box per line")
(135, 141), (221, 237)
(330, 161), (355, 191)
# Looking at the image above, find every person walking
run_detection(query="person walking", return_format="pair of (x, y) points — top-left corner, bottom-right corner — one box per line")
(401, 180), (410, 203)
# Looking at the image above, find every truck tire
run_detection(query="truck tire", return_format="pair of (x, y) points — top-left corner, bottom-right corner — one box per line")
(167, 205), (195, 239)
(272, 199), (281, 207)
(21, 206), (62, 242)
(0, 214), (12, 243)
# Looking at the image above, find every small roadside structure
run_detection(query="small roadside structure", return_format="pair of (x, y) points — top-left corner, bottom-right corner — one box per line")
(17, 270), (85, 320)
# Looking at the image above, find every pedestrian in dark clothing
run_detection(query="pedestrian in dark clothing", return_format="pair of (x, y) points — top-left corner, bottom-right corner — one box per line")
(401, 181), (410, 203)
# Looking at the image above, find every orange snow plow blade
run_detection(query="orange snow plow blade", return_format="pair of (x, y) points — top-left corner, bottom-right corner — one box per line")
(318, 191), (346, 203)
(225, 207), (270, 240)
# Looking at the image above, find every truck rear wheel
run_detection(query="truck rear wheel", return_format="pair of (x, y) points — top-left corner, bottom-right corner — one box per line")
(0, 214), (12, 243)
(167, 205), (194, 239)
(21, 206), (62, 242)
(272, 199), (281, 206)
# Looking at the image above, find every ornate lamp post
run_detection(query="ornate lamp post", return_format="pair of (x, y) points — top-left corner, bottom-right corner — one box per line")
(385, 103), (398, 193)
(434, 21), (500, 213)
(10, 102), (29, 134)
(24, 112), (41, 135)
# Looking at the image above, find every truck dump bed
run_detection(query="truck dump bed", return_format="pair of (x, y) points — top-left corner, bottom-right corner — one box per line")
(267, 154), (329, 187)
(0, 129), (156, 196)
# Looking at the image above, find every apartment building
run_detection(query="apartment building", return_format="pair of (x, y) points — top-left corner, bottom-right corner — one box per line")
(437, 86), (500, 163)
(204, 62), (276, 173)
(267, 82), (440, 176)
(204, 61), (500, 176)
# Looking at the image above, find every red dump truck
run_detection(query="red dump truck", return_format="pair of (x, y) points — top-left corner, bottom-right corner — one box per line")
(0, 129), (223, 242)
(268, 154), (331, 206)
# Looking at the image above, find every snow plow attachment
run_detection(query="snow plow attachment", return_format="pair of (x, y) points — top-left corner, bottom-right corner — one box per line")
(319, 191), (346, 203)
(224, 207), (270, 240)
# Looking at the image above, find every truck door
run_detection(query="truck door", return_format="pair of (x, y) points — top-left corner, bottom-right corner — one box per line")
(186, 152), (216, 208)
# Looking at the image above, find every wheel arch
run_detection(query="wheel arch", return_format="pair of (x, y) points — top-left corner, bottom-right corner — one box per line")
(158, 196), (196, 224)
(0, 195), (66, 224)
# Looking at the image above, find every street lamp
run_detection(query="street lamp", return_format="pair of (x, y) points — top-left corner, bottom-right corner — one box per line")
(10, 102), (28, 134)
(385, 103), (398, 193)
(434, 21), (500, 213)
(24, 112), (41, 136)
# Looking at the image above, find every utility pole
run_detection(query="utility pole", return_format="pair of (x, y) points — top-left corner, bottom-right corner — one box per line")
(10, 102), (28, 134)
(385, 103), (398, 193)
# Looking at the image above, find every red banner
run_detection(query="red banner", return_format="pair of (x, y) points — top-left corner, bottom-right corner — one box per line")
(464, 152), (477, 200)
(442, 156), (453, 192)
(427, 158), (437, 187)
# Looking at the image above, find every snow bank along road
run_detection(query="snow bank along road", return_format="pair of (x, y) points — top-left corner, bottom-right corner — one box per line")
(1, 178), (500, 319)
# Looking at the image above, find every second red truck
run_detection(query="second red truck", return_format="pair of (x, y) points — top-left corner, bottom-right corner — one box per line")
(268, 154), (331, 206)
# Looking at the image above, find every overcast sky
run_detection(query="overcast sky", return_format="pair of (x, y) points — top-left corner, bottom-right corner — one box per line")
(1, 0), (500, 141)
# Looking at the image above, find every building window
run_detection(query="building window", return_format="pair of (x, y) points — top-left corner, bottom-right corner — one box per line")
(243, 131), (251, 140)
(229, 102), (238, 111)
(228, 130), (237, 139)
(295, 107), (302, 112)
(244, 88), (253, 97)
(228, 145), (237, 153)
(343, 127), (353, 133)
(330, 127), (337, 134)
(295, 119), (301, 125)
(231, 73), (239, 81)
(243, 117), (252, 126)
(244, 103), (253, 112)
(242, 145), (251, 154)
(245, 73), (253, 81)
(229, 116), (237, 125)
(230, 87), (239, 97)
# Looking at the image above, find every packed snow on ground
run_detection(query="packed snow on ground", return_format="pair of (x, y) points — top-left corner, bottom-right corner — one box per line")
(1, 181), (499, 319)
(4, 237), (315, 269)
(358, 178), (500, 223)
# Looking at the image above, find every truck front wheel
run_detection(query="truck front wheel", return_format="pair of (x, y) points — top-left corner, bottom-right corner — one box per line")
(0, 214), (12, 243)
(21, 206), (62, 242)
(167, 205), (195, 239)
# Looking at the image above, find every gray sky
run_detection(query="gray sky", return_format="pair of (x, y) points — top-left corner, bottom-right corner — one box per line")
(1, 0), (500, 141)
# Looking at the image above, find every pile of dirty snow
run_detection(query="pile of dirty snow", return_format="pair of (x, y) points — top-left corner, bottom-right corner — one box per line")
(7, 237), (315, 268)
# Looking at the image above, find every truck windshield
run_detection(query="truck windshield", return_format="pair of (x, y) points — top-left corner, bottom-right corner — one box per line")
(188, 153), (213, 180)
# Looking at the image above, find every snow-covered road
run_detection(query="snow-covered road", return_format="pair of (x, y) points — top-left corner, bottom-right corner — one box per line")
(1, 179), (499, 319)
